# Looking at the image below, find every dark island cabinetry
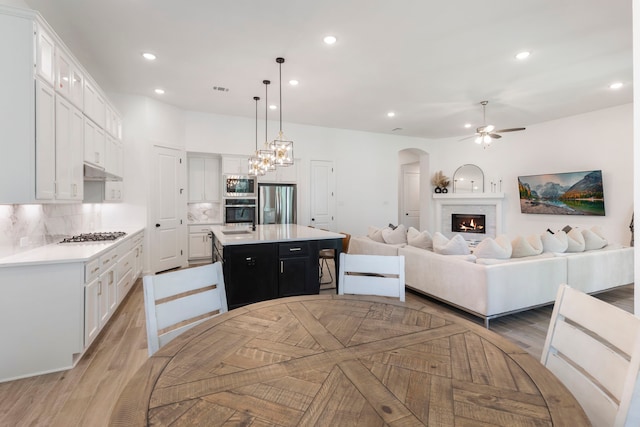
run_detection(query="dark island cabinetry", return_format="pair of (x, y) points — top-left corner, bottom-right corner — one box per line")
(211, 225), (343, 310)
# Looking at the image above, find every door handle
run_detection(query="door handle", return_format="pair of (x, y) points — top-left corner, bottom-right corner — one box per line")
(155, 223), (160, 227)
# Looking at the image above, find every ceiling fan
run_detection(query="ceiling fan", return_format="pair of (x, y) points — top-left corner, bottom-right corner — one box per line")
(460, 101), (526, 146)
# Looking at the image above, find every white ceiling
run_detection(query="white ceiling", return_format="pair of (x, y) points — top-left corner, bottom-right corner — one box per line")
(23, 0), (633, 140)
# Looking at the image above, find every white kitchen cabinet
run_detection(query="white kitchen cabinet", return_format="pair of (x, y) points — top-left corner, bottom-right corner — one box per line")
(105, 135), (123, 178)
(83, 79), (106, 129)
(188, 155), (220, 202)
(55, 95), (84, 201)
(35, 22), (55, 86)
(84, 274), (100, 347)
(117, 246), (136, 305)
(0, 8), (120, 204)
(104, 181), (123, 202)
(35, 78), (56, 200)
(222, 155), (249, 175)
(55, 47), (84, 109)
(105, 104), (122, 139)
(84, 117), (105, 168)
(188, 225), (212, 261)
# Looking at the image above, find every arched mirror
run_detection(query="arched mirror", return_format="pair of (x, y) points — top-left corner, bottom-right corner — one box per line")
(453, 164), (484, 193)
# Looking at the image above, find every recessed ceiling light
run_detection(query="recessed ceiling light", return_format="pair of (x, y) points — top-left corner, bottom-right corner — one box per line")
(142, 52), (156, 61)
(269, 104), (278, 110)
(609, 82), (623, 90)
(289, 80), (299, 86)
(323, 35), (337, 45)
(387, 112), (395, 118)
(515, 51), (530, 60)
(464, 123), (472, 128)
(154, 88), (165, 95)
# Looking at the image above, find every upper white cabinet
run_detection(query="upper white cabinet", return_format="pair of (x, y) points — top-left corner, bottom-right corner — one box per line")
(83, 79), (106, 129)
(105, 104), (122, 139)
(55, 47), (84, 109)
(188, 155), (220, 202)
(35, 23), (55, 86)
(0, 7), (123, 204)
(84, 117), (105, 168)
(55, 96), (84, 201)
(105, 135), (123, 178)
(34, 78), (56, 200)
(221, 155), (249, 175)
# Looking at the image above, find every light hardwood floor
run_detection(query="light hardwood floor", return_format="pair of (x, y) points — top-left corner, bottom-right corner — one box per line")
(0, 265), (634, 427)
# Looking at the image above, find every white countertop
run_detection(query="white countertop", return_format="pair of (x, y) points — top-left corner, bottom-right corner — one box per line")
(211, 224), (344, 246)
(0, 227), (145, 267)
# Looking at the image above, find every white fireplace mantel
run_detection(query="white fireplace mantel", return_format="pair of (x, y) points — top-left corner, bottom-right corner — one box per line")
(433, 193), (505, 238)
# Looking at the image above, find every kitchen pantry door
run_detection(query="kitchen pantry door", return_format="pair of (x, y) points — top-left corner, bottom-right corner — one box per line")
(150, 146), (187, 273)
(310, 160), (335, 230)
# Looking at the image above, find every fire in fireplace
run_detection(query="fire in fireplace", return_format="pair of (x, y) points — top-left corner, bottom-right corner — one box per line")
(451, 213), (486, 234)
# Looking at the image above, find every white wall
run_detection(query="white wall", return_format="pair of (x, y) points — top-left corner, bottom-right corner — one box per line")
(432, 103), (633, 245)
(633, 0), (640, 315)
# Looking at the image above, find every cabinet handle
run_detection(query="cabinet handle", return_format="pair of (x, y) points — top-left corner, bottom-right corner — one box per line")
(98, 280), (102, 296)
(280, 261), (283, 273)
(289, 247), (302, 252)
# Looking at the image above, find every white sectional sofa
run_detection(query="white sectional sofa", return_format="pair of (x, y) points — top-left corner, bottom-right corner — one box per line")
(349, 232), (634, 327)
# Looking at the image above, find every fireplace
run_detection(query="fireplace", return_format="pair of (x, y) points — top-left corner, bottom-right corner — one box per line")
(451, 213), (486, 234)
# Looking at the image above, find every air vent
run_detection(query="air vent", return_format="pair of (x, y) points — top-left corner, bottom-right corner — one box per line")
(213, 86), (229, 92)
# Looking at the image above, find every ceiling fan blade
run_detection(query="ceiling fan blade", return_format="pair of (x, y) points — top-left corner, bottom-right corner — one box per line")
(488, 133), (502, 139)
(494, 127), (526, 133)
(458, 135), (477, 142)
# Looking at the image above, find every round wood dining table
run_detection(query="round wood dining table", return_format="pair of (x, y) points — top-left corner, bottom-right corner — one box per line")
(110, 294), (589, 426)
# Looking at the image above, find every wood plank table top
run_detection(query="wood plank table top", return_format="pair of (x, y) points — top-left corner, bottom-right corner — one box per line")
(110, 294), (590, 426)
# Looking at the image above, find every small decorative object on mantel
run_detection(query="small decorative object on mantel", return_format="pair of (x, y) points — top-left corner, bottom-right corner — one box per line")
(431, 170), (450, 193)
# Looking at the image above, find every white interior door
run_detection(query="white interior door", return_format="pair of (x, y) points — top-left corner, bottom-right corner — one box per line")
(401, 165), (420, 229)
(151, 146), (186, 273)
(310, 160), (335, 230)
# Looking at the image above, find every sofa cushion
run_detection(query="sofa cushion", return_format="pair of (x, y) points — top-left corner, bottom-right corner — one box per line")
(476, 252), (554, 265)
(382, 224), (407, 244)
(407, 227), (433, 250)
(473, 235), (512, 259)
(541, 230), (568, 253)
(511, 234), (543, 258)
(367, 226), (386, 243)
(583, 226), (608, 250)
(566, 228), (586, 252)
(433, 232), (471, 255)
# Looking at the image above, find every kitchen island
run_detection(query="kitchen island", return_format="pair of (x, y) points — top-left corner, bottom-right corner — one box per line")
(211, 224), (344, 309)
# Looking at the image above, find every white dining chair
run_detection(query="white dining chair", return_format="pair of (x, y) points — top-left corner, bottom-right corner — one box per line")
(338, 253), (405, 301)
(541, 284), (640, 427)
(143, 262), (228, 356)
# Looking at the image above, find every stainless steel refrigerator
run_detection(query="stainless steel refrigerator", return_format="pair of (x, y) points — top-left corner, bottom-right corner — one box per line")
(258, 183), (297, 224)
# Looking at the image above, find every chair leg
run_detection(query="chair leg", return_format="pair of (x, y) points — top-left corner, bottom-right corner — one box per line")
(320, 257), (333, 285)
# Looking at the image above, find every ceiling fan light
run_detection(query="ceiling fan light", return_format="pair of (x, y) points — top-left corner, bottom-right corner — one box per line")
(474, 136), (482, 144)
(484, 125), (495, 133)
(483, 134), (492, 143)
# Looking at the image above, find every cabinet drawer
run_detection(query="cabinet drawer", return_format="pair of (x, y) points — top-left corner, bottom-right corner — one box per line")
(279, 242), (309, 257)
(85, 258), (101, 283)
(189, 225), (214, 234)
(99, 248), (119, 270)
(117, 250), (135, 277)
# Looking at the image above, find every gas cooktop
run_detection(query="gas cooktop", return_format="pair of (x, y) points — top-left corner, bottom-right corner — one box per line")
(60, 231), (127, 243)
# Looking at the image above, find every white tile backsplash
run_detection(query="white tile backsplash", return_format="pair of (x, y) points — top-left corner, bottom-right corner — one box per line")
(187, 202), (222, 224)
(0, 204), (103, 258)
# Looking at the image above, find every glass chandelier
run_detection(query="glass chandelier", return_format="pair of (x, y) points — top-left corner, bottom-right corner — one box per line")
(269, 57), (294, 166)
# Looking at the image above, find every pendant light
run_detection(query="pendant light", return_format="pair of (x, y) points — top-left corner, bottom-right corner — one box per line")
(269, 57), (294, 166)
(258, 79), (276, 172)
(248, 96), (264, 176)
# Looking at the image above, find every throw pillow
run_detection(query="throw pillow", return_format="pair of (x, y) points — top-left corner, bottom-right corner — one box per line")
(473, 235), (512, 259)
(566, 228), (585, 252)
(541, 230), (568, 253)
(367, 226), (386, 243)
(583, 226), (608, 250)
(511, 234), (544, 258)
(433, 232), (471, 255)
(407, 227), (433, 250)
(382, 224), (407, 244)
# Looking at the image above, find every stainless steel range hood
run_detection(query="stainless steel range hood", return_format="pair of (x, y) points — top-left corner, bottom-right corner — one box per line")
(83, 163), (122, 181)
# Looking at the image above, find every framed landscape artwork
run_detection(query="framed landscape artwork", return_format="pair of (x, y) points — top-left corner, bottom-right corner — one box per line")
(518, 170), (605, 216)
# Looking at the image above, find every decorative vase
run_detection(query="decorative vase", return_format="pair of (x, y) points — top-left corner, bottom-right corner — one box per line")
(442, 188), (448, 193)
(434, 187), (442, 193)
